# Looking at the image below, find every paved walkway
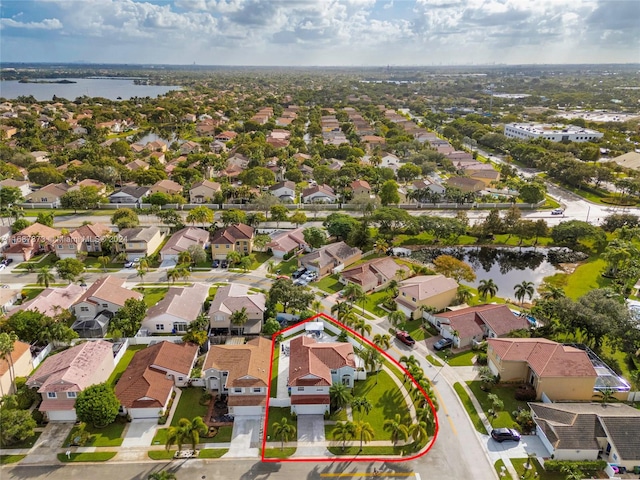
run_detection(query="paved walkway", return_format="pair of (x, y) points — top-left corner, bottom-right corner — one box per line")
(276, 341), (291, 400)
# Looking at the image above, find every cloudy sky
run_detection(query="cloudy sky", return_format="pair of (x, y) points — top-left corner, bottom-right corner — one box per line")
(0, 0), (638, 66)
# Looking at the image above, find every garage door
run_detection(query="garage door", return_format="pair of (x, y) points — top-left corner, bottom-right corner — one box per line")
(293, 404), (326, 415)
(128, 408), (160, 420)
(47, 410), (77, 422)
(230, 406), (263, 416)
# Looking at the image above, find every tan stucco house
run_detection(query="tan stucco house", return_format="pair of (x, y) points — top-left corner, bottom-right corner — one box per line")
(396, 275), (458, 319)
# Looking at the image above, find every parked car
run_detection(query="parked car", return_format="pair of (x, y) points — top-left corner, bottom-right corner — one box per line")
(0, 264), (5, 271)
(4, 258), (12, 265)
(433, 338), (454, 351)
(395, 330), (416, 347)
(220, 260), (229, 268)
(124, 261), (135, 268)
(551, 208), (564, 215)
(277, 275), (290, 280)
(292, 267), (307, 279)
(491, 428), (521, 443)
(212, 259), (220, 268)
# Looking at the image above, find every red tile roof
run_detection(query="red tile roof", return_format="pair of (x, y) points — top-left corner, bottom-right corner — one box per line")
(291, 394), (330, 405)
(288, 336), (355, 387)
(436, 304), (529, 339)
(210, 223), (254, 245)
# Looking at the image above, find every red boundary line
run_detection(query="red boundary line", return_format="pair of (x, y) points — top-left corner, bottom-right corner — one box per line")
(261, 312), (439, 463)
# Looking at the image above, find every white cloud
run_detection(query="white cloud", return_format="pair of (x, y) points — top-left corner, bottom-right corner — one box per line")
(1, 17), (63, 30)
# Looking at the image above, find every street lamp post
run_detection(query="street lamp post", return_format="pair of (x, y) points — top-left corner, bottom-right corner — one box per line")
(586, 205), (591, 223)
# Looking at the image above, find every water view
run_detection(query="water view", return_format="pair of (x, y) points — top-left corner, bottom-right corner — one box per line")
(411, 247), (571, 298)
(0, 78), (181, 101)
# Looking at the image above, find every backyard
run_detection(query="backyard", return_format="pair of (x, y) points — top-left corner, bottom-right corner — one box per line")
(270, 347), (279, 398)
(467, 381), (528, 429)
(133, 287), (169, 308)
(543, 257), (612, 299)
(312, 274), (343, 294)
(108, 345), (147, 386)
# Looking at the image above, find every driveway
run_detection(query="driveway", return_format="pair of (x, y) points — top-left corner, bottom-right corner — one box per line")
(484, 434), (550, 463)
(122, 419), (158, 448)
(293, 414), (330, 457)
(223, 416), (260, 458)
(20, 422), (74, 465)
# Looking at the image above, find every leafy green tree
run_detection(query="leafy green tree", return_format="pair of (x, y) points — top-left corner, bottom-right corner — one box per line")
(55, 258), (85, 284)
(272, 417), (296, 451)
(187, 245), (207, 265)
(60, 186), (102, 212)
(332, 421), (356, 451)
(397, 163), (422, 183)
(220, 209), (247, 226)
(268, 278), (313, 313)
(0, 408), (37, 447)
(262, 318), (281, 336)
(35, 211), (54, 227)
(379, 179), (400, 206)
(230, 307), (249, 334)
(0, 186), (23, 207)
(37, 266), (56, 288)
(185, 206), (213, 228)
(0, 332), (18, 395)
(433, 255), (476, 283)
(251, 194), (280, 220)
(148, 471), (177, 480)
(108, 298), (147, 337)
(302, 227), (326, 249)
(519, 182), (546, 204)
(289, 211), (307, 227)
(551, 220), (606, 251)
(270, 205), (289, 228)
(226, 250), (242, 266)
(455, 285), (473, 305)
(10, 218), (30, 234)
(111, 208), (139, 230)
(27, 165), (64, 186)
(75, 383), (120, 427)
(323, 213), (358, 241)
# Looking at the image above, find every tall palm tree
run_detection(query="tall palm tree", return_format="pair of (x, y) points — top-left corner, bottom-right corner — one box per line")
(385, 279), (399, 298)
(331, 301), (351, 323)
(352, 318), (372, 338)
(409, 420), (429, 444)
(329, 382), (352, 411)
(37, 266), (55, 288)
(373, 333), (391, 350)
(98, 255), (110, 273)
(167, 268), (180, 284)
(593, 387), (617, 405)
(383, 414), (409, 446)
(455, 285), (473, 305)
(351, 397), (372, 421)
(388, 310), (406, 328)
(0, 332), (18, 396)
(311, 299), (323, 313)
(514, 281), (535, 306)
(539, 282), (565, 301)
(272, 417), (296, 451)
(399, 355), (419, 371)
(477, 279), (498, 301)
(343, 283), (366, 314)
(353, 420), (375, 451)
(230, 307), (249, 335)
(177, 251), (192, 266)
(332, 421), (356, 451)
(137, 267), (146, 283)
(266, 260), (277, 274)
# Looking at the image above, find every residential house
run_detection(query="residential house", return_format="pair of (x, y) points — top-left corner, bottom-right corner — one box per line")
(189, 180), (221, 204)
(215, 131), (238, 143)
(266, 227), (307, 259)
(149, 179), (183, 197)
(115, 341), (198, 420)
(179, 140), (201, 155)
(53, 223), (112, 259)
(0, 340), (32, 396)
(125, 159), (149, 172)
(340, 257), (410, 293)
(68, 179), (107, 195)
(210, 223), (254, 260)
(396, 275), (458, 319)
(202, 336), (271, 416)
(160, 227), (210, 263)
(288, 336), (357, 415)
(486, 338), (598, 401)
(146, 140), (168, 153)
(141, 283), (209, 334)
(431, 304), (530, 348)
(26, 341), (115, 421)
(12, 284), (84, 318)
(4, 222), (60, 262)
(445, 176), (485, 193)
(269, 181), (296, 203)
(116, 226), (165, 261)
(446, 151), (474, 162)
(411, 179), (446, 196)
(26, 183), (69, 206)
(609, 151), (640, 171)
(529, 402), (640, 469)
(349, 180), (371, 196)
(468, 169), (500, 187)
(209, 284), (266, 334)
(0, 179), (31, 198)
(109, 185), (151, 206)
(299, 241), (362, 278)
(0, 288), (21, 314)
(0, 225), (10, 252)
(302, 184), (337, 204)
(30, 151), (49, 163)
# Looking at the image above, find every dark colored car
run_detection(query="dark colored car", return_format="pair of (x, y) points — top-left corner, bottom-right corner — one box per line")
(5, 258), (12, 265)
(395, 330), (416, 347)
(491, 428), (521, 443)
(433, 338), (454, 351)
(220, 260), (229, 268)
(212, 259), (220, 268)
(292, 267), (307, 279)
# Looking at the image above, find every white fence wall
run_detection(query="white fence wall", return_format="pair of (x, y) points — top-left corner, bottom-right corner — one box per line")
(31, 343), (53, 370)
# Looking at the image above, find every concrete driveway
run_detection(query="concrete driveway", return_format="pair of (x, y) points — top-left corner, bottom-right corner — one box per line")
(223, 416), (261, 458)
(484, 434), (550, 462)
(20, 422), (74, 465)
(122, 419), (158, 448)
(294, 414), (330, 457)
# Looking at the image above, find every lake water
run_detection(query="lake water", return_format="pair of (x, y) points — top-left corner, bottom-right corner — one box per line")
(411, 247), (562, 298)
(0, 78), (181, 101)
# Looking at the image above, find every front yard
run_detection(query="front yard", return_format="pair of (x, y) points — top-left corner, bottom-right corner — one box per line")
(249, 252), (272, 270)
(437, 349), (477, 366)
(171, 388), (210, 426)
(466, 381), (528, 429)
(266, 407), (297, 440)
(64, 419), (127, 447)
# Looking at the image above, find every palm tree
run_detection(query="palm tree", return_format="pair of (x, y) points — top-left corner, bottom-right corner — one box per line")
(373, 333), (391, 350)
(166, 268), (180, 284)
(415, 406), (435, 430)
(137, 267), (146, 283)
(332, 421), (356, 451)
(385, 279), (399, 298)
(514, 281), (535, 306)
(353, 420), (375, 451)
(409, 420), (429, 444)
(455, 285), (473, 305)
(388, 310), (406, 329)
(230, 307), (249, 335)
(399, 354), (419, 370)
(560, 465), (583, 480)
(352, 318), (372, 338)
(266, 260), (277, 274)
(148, 472), (177, 480)
(477, 279), (498, 301)
(37, 266), (55, 288)
(139, 256), (150, 272)
(177, 251), (192, 266)
(593, 387), (617, 405)
(329, 382), (352, 411)
(0, 332), (18, 396)
(374, 238), (389, 255)
(311, 299), (323, 313)
(479, 366), (497, 391)
(383, 414), (409, 446)
(272, 417), (296, 450)
(539, 283), (565, 301)
(331, 301), (352, 323)
(343, 283), (366, 315)
(98, 255), (110, 273)
(351, 396), (372, 420)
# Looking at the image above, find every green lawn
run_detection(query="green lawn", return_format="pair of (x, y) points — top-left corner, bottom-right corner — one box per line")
(171, 388), (210, 426)
(18, 288), (44, 302)
(208, 425), (232, 443)
(312, 274), (343, 294)
(492, 234), (553, 247)
(494, 459), (507, 478)
(511, 458), (564, 480)
(266, 408), (297, 440)
(270, 347), (279, 398)
(0, 454), (26, 465)
(65, 420), (126, 447)
(453, 382), (486, 434)
(82, 256), (123, 270)
(263, 447), (296, 458)
(148, 450), (174, 460)
(108, 345), (147, 386)
(133, 287), (169, 308)
(15, 253), (58, 270)
(438, 350), (476, 367)
(249, 252), (272, 270)
(276, 257), (299, 276)
(401, 318), (433, 342)
(1, 431), (42, 449)
(599, 337), (638, 384)
(57, 452), (117, 462)
(467, 381), (528, 429)
(425, 355), (442, 367)
(360, 290), (390, 317)
(543, 257), (611, 299)
(346, 370), (411, 441)
(152, 428), (168, 446)
(327, 445), (403, 456)
(199, 448), (229, 458)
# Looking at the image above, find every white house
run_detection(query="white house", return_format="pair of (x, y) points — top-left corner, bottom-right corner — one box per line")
(301, 184), (337, 204)
(71, 276), (143, 321)
(141, 283), (209, 334)
(269, 181), (296, 203)
(159, 227), (210, 263)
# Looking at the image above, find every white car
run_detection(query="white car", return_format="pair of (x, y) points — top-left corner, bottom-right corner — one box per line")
(0, 264), (5, 271)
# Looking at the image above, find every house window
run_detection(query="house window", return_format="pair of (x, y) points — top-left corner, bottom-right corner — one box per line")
(253, 388), (261, 393)
(297, 387), (304, 392)
(234, 388), (242, 393)
(316, 388), (324, 392)
(80, 306), (89, 312)
(41, 197), (48, 202)
(331, 370), (337, 374)
(156, 324), (165, 331)
(47, 392), (57, 399)
(178, 377), (183, 382)
(58, 245), (63, 249)
(412, 297), (416, 302)
(215, 244), (219, 249)
(174, 323), (187, 332)
(67, 392), (77, 399)
(102, 303), (108, 308)
(68, 245), (74, 249)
